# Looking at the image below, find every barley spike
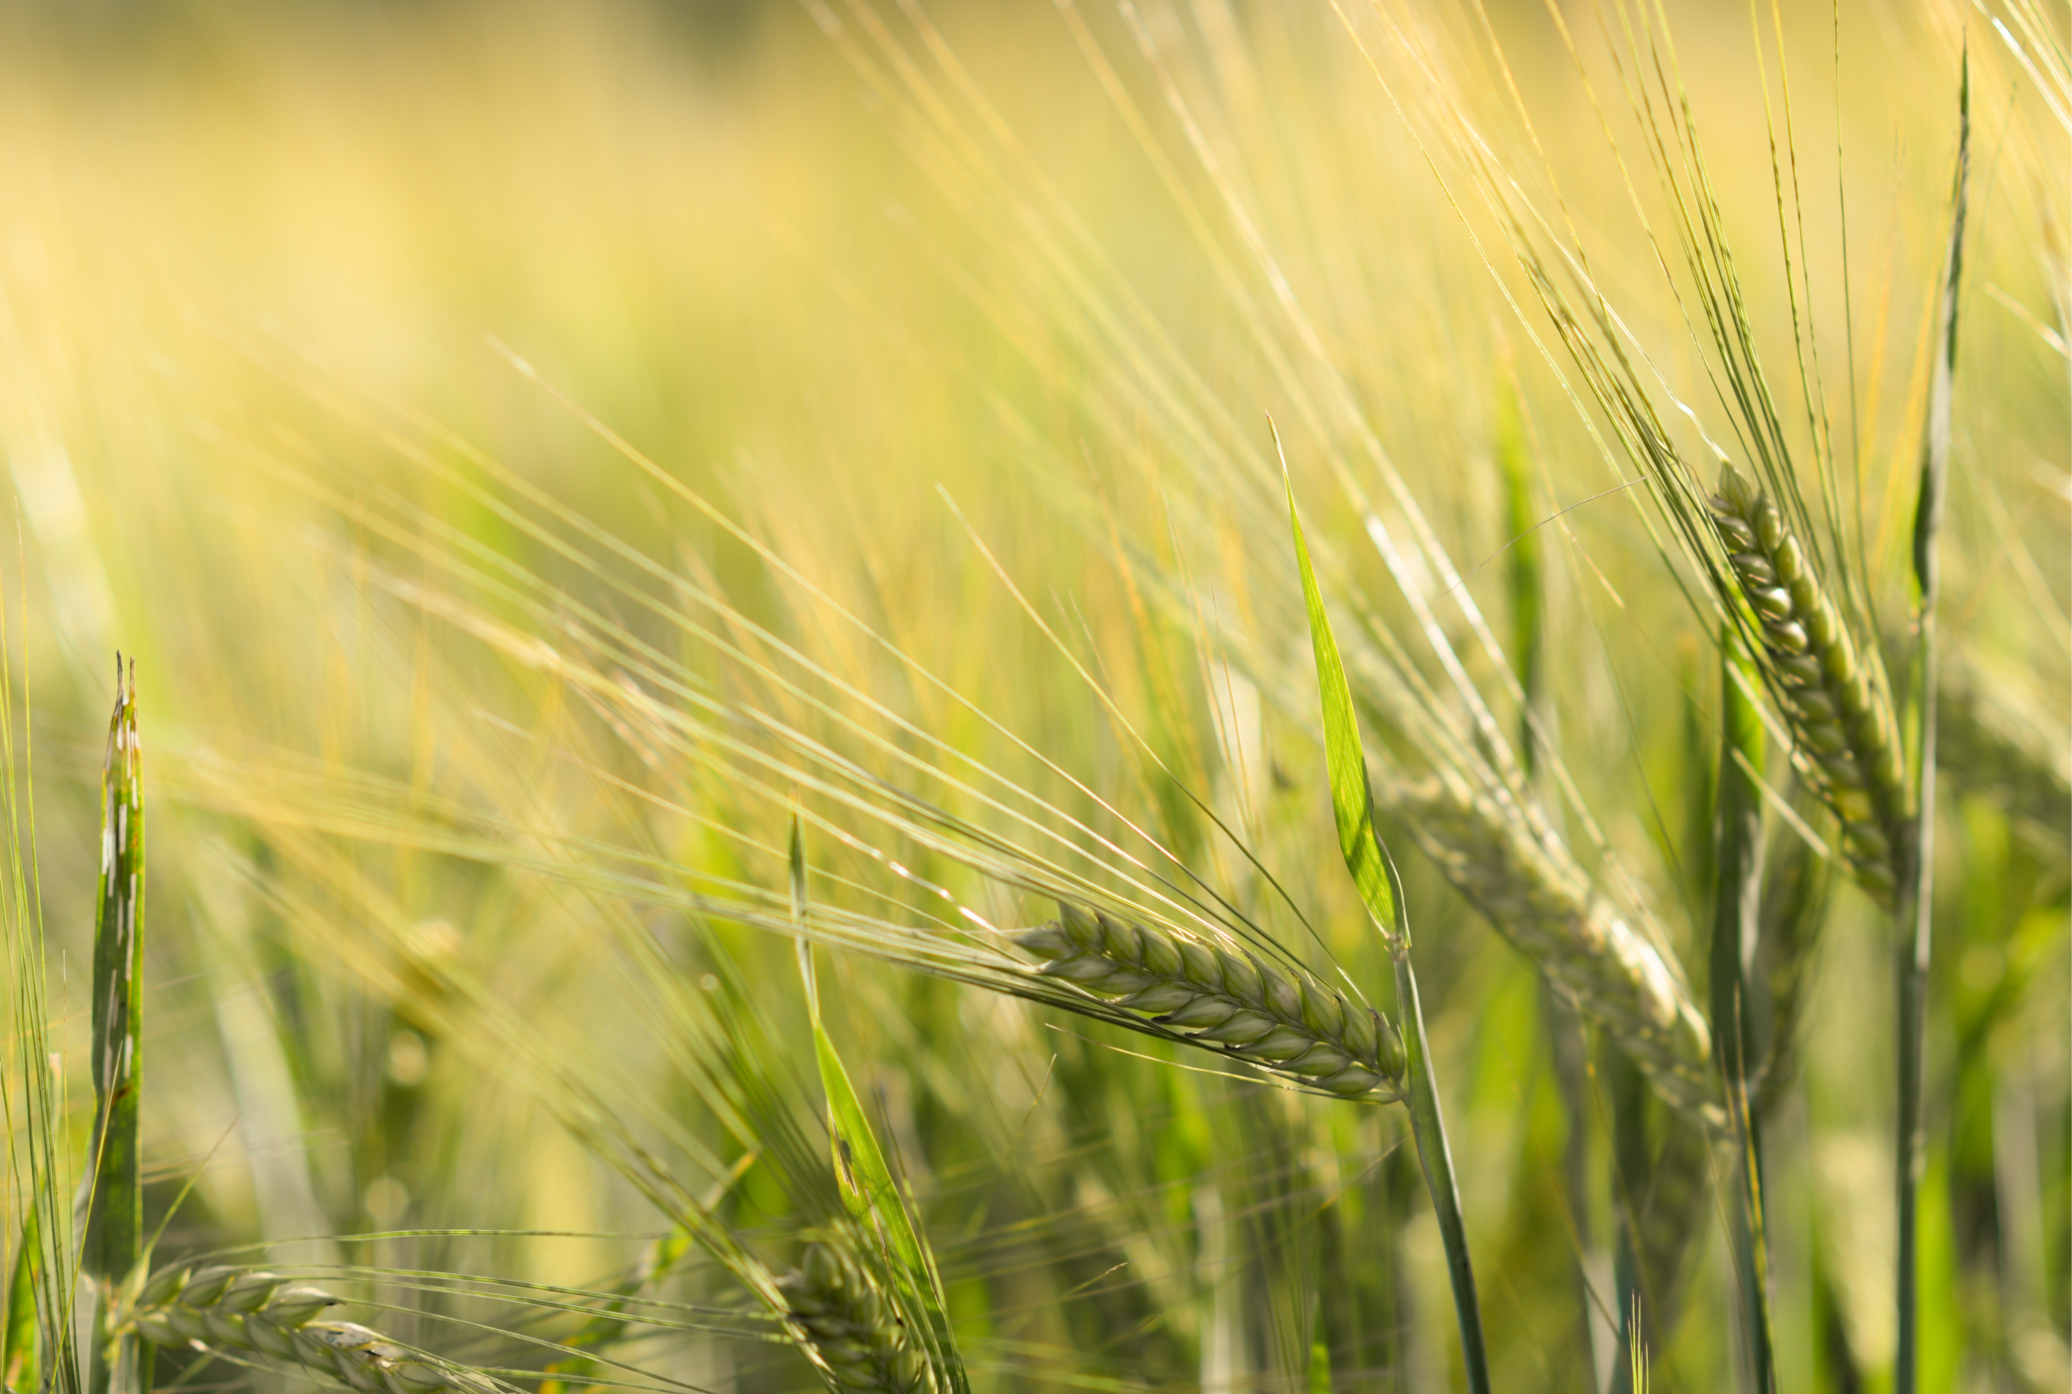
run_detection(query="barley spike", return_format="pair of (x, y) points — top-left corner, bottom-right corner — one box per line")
(127, 1264), (499, 1394)
(780, 1238), (935, 1394)
(1710, 466), (1906, 904)
(1391, 773), (1718, 1123)
(1015, 905), (1406, 1100)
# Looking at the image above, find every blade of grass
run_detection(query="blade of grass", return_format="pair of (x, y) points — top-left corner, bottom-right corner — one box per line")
(4, 1202), (39, 1394)
(83, 658), (144, 1394)
(1712, 631), (1774, 1391)
(1281, 451), (1490, 1394)
(1897, 51), (1967, 1394)
(0, 570), (76, 1394)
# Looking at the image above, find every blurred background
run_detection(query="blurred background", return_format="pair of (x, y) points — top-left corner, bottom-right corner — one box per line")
(0, 0), (2062, 1390)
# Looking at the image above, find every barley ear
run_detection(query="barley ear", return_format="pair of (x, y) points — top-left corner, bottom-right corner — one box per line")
(127, 1264), (498, 1394)
(1017, 914), (1405, 1097)
(1709, 472), (1904, 904)
(781, 1235), (936, 1394)
(1394, 775), (1716, 1124)
(85, 659), (145, 1394)
(790, 816), (967, 1394)
(1019, 911), (1408, 1101)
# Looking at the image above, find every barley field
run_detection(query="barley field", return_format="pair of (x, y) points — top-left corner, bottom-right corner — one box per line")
(0, 1), (2064, 1392)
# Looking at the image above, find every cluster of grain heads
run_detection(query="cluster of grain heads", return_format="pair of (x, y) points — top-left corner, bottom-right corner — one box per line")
(1015, 905), (1405, 1098)
(1392, 774), (1717, 1123)
(780, 1241), (935, 1394)
(128, 1266), (497, 1394)
(1709, 465), (1906, 903)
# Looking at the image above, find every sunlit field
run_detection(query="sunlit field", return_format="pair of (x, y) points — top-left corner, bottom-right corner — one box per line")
(0, 2), (2063, 1392)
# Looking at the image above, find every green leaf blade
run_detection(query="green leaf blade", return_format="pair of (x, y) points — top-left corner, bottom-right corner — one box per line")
(1282, 472), (1403, 945)
(3, 1203), (40, 1394)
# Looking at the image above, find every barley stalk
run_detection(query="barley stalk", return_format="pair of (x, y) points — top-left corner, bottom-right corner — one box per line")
(1709, 466), (1905, 905)
(1392, 774), (1717, 1123)
(127, 1265), (498, 1394)
(1015, 906), (1407, 1100)
(781, 1239), (935, 1394)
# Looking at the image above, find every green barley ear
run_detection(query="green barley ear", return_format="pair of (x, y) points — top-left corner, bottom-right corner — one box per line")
(84, 658), (145, 1394)
(1014, 912), (1406, 1097)
(791, 817), (967, 1394)
(1391, 775), (1716, 1120)
(1281, 456), (1490, 1394)
(126, 1263), (498, 1394)
(781, 1233), (936, 1394)
(1708, 471), (1905, 903)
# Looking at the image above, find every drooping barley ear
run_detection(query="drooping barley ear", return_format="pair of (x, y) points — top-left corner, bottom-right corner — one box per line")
(1709, 466), (1906, 905)
(128, 1265), (501, 1394)
(1392, 773), (1717, 1124)
(1936, 654), (2070, 853)
(1014, 905), (1407, 1100)
(781, 1238), (935, 1394)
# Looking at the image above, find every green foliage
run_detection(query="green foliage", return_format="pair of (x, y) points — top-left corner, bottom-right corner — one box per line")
(0, 6), (2057, 1394)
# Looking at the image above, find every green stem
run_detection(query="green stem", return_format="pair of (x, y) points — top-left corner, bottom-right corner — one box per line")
(1895, 643), (1934, 1394)
(1609, 1045), (1648, 1394)
(1392, 952), (1490, 1394)
(1898, 52), (1965, 1394)
(1714, 634), (1774, 1390)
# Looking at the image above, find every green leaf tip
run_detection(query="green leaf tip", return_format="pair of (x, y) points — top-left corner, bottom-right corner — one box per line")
(1276, 441), (1407, 952)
